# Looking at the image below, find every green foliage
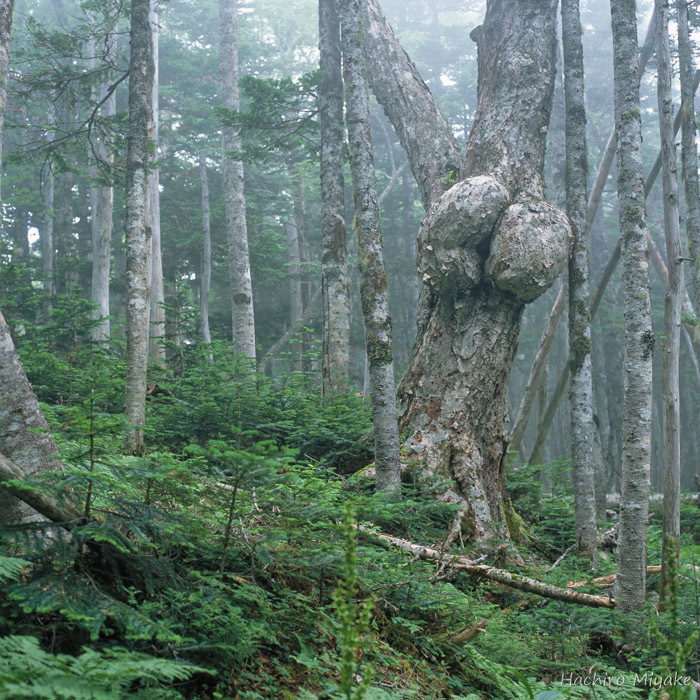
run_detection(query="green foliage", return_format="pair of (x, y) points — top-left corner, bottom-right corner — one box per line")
(0, 635), (209, 699)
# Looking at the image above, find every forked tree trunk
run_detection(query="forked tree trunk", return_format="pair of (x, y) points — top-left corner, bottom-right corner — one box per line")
(562, 0), (597, 565)
(678, 1), (700, 339)
(0, 310), (64, 525)
(219, 0), (256, 360)
(655, 0), (682, 603)
(149, 0), (165, 362)
(365, 0), (565, 541)
(610, 0), (653, 614)
(123, 0), (154, 456)
(340, 0), (401, 495)
(199, 153), (212, 356)
(319, 0), (350, 391)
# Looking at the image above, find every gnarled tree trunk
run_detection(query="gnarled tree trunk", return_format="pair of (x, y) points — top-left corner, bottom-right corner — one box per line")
(364, 0), (565, 542)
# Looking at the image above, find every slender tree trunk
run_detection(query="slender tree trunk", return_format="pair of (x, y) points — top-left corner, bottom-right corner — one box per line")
(148, 0), (165, 362)
(319, 0), (350, 392)
(610, 0), (653, 614)
(655, 0), (682, 603)
(0, 0), (11, 175)
(88, 18), (117, 345)
(42, 172), (55, 322)
(562, 0), (597, 565)
(123, 0), (154, 456)
(285, 217), (303, 373)
(199, 153), (212, 357)
(219, 0), (255, 360)
(0, 310), (64, 525)
(678, 1), (700, 336)
(339, 0), (401, 496)
(56, 170), (78, 292)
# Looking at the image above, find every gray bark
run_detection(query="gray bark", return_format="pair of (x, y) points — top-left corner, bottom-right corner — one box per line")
(42, 172), (55, 322)
(123, 0), (154, 456)
(655, 0), (682, 602)
(562, 0), (597, 565)
(0, 310), (63, 525)
(0, 0), (10, 178)
(610, 0), (653, 614)
(199, 153), (212, 357)
(149, 0), (165, 362)
(678, 1), (700, 346)
(380, 0), (564, 541)
(339, 0), (401, 496)
(319, 0), (350, 391)
(56, 170), (78, 292)
(88, 17), (117, 345)
(219, 0), (256, 360)
(285, 217), (303, 373)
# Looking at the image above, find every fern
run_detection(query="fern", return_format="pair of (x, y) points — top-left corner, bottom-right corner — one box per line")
(0, 635), (211, 699)
(0, 556), (30, 583)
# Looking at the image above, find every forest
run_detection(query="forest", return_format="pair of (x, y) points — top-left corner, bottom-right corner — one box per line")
(1, 0), (700, 697)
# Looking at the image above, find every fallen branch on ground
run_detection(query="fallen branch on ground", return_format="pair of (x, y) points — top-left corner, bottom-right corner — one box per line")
(358, 526), (616, 609)
(567, 566), (662, 589)
(0, 451), (82, 526)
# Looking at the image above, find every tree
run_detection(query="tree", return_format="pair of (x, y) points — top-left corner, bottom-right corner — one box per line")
(199, 153), (213, 357)
(319, 0), (350, 392)
(655, 0), (682, 603)
(339, 0), (401, 495)
(363, 0), (566, 541)
(123, 0), (154, 456)
(219, 0), (256, 360)
(562, 0), (597, 566)
(610, 0), (653, 613)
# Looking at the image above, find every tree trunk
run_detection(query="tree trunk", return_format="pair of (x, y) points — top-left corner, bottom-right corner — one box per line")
(148, 0), (165, 363)
(339, 0), (401, 496)
(42, 172), (55, 322)
(655, 0), (682, 603)
(678, 1), (700, 320)
(610, 0), (653, 614)
(199, 153), (212, 357)
(0, 0), (11, 179)
(319, 0), (350, 392)
(562, 0), (597, 566)
(368, 0), (564, 541)
(123, 0), (154, 456)
(219, 0), (256, 360)
(285, 217), (303, 373)
(56, 170), (78, 292)
(0, 310), (65, 525)
(88, 16), (117, 345)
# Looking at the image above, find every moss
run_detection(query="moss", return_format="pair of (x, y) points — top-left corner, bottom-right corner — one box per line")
(503, 498), (527, 545)
(366, 335), (393, 367)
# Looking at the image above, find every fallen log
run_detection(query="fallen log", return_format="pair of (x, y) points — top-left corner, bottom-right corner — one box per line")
(567, 566), (662, 589)
(359, 527), (616, 609)
(0, 451), (82, 526)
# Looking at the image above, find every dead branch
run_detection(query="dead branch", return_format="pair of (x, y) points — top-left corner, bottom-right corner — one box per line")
(359, 527), (616, 609)
(451, 618), (488, 645)
(567, 565), (662, 589)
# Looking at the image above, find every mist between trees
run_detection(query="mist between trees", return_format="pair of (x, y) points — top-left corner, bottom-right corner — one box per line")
(0, 0), (700, 697)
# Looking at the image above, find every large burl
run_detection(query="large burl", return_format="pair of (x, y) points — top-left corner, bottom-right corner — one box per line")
(418, 175), (571, 302)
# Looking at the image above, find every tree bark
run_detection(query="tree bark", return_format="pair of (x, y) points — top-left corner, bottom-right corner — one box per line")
(56, 170), (78, 292)
(199, 153), (213, 358)
(42, 172), (55, 322)
(655, 0), (682, 604)
(610, 0), (653, 614)
(370, 0), (564, 541)
(340, 0), (401, 496)
(148, 0), (165, 362)
(123, 0), (154, 456)
(0, 0), (11, 182)
(219, 0), (256, 360)
(319, 0), (350, 392)
(285, 217), (303, 373)
(0, 310), (64, 525)
(562, 0), (597, 565)
(88, 16), (117, 345)
(678, 0), (700, 322)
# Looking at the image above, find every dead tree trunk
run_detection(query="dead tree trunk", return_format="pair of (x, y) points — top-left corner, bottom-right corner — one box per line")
(340, 0), (401, 495)
(364, 0), (565, 541)
(610, 0), (653, 614)
(123, 0), (154, 456)
(319, 0), (350, 392)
